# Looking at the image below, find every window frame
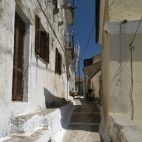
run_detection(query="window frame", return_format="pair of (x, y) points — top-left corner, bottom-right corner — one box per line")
(35, 15), (49, 63)
(53, 0), (58, 9)
(12, 12), (25, 101)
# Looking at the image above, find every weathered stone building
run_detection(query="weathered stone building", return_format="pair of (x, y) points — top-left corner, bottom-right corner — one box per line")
(83, 54), (101, 100)
(0, 0), (74, 139)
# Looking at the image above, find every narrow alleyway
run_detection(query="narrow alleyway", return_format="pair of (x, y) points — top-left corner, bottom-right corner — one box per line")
(62, 97), (101, 142)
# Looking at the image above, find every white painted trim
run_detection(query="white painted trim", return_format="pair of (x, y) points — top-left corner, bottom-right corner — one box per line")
(104, 20), (142, 34)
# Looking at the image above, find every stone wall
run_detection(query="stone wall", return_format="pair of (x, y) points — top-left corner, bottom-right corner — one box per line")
(107, 113), (142, 142)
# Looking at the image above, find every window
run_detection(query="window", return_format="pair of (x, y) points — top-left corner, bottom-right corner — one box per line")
(35, 15), (49, 63)
(53, 0), (58, 9)
(12, 13), (25, 101)
(55, 48), (62, 74)
(53, 0), (59, 14)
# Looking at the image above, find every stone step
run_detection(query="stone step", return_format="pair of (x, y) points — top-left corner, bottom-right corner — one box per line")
(73, 106), (100, 113)
(70, 113), (101, 124)
(10, 102), (73, 136)
(63, 124), (101, 142)
(4, 127), (51, 142)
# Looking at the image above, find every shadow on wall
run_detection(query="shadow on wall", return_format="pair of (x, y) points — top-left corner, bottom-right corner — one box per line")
(44, 87), (72, 140)
(44, 88), (67, 108)
(110, 34), (142, 62)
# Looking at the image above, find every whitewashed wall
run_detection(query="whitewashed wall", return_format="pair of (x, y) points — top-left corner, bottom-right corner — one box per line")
(91, 70), (101, 99)
(0, 0), (68, 138)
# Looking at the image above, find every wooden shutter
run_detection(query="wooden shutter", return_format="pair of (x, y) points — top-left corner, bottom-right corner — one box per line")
(35, 15), (40, 54)
(53, 0), (58, 9)
(41, 31), (46, 61)
(40, 32), (49, 63)
(57, 51), (60, 73)
(55, 48), (62, 74)
(46, 33), (49, 63)
(58, 52), (62, 74)
(12, 13), (25, 101)
(59, 54), (62, 74)
(55, 48), (58, 72)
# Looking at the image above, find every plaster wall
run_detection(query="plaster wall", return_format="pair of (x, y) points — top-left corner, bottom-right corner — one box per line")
(98, 0), (105, 43)
(100, 0), (109, 132)
(83, 75), (88, 99)
(109, 0), (142, 21)
(0, 0), (68, 138)
(93, 54), (101, 64)
(109, 31), (142, 127)
(91, 71), (101, 99)
(103, 20), (142, 127)
(101, 34), (109, 132)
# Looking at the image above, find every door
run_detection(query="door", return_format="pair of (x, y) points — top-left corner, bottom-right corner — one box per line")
(12, 13), (25, 101)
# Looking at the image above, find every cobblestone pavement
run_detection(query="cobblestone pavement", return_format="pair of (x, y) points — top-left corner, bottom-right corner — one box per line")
(62, 97), (101, 142)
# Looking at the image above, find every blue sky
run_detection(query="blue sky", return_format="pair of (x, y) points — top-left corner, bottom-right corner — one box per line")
(68, 0), (100, 79)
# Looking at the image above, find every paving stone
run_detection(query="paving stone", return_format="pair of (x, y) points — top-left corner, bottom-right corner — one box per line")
(70, 113), (100, 123)
(74, 106), (100, 113)
(66, 124), (99, 132)
(62, 98), (101, 142)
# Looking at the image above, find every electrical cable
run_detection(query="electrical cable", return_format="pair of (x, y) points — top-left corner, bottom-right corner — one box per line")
(129, 17), (142, 48)
(108, 18), (142, 120)
(129, 16), (142, 120)
(80, 19), (95, 60)
(129, 46), (134, 120)
(109, 0), (117, 9)
(109, 61), (128, 88)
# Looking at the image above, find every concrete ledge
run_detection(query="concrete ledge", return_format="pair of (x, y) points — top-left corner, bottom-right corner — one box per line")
(1, 101), (73, 142)
(107, 113), (142, 142)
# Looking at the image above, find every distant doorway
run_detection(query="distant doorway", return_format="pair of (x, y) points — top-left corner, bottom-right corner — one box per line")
(12, 13), (25, 101)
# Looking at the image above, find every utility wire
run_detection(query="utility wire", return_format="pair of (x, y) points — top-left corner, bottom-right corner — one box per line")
(129, 16), (142, 120)
(109, 0), (117, 9)
(80, 19), (95, 60)
(129, 17), (142, 47)
(109, 61), (128, 88)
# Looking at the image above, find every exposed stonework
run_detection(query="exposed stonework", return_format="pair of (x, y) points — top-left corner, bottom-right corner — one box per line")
(107, 113), (142, 142)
